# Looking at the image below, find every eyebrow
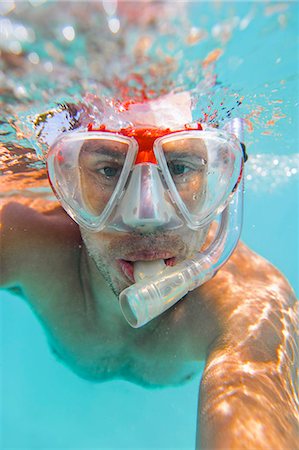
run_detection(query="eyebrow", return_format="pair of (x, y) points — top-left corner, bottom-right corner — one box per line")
(81, 145), (127, 158)
(165, 152), (207, 161)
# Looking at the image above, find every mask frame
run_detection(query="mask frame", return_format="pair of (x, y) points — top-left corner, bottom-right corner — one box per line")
(47, 126), (244, 233)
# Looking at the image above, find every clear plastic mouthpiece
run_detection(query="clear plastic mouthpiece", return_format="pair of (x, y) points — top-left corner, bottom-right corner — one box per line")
(120, 256), (212, 328)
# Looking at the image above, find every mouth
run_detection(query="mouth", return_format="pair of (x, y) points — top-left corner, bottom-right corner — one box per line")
(117, 256), (176, 283)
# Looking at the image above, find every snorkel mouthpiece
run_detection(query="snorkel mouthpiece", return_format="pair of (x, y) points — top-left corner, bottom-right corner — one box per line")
(119, 118), (245, 328)
(120, 256), (213, 328)
(134, 259), (166, 281)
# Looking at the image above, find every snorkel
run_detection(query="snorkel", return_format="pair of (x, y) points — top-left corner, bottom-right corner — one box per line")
(119, 117), (245, 327)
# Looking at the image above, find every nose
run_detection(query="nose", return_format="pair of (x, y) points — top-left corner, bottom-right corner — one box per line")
(113, 163), (182, 232)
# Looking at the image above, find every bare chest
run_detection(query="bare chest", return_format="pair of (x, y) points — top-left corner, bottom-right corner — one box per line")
(22, 269), (205, 387)
(49, 318), (203, 387)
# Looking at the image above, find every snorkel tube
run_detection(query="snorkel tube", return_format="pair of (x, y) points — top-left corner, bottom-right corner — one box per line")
(119, 118), (245, 328)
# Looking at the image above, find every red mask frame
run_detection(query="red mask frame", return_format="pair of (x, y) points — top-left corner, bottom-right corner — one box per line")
(87, 122), (203, 165)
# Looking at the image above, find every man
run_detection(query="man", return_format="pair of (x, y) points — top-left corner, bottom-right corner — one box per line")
(1, 93), (298, 449)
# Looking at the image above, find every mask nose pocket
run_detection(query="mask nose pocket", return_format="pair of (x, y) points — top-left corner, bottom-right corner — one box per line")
(114, 163), (182, 232)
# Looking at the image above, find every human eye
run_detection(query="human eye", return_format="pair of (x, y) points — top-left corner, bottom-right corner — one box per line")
(168, 157), (206, 179)
(95, 163), (122, 179)
(81, 151), (125, 182)
(168, 161), (192, 176)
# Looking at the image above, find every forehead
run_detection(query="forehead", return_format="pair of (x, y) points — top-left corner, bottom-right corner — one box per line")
(81, 138), (129, 153)
(122, 91), (193, 129)
(161, 137), (207, 154)
(79, 139), (129, 164)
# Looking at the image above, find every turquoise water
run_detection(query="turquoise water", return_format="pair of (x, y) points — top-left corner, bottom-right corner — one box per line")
(1, 1), (298, 449)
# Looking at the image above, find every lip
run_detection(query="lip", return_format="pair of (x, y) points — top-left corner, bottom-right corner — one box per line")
(118, 259), (135, 283)
(122, 250), (175, 261)
(117, 255), (176, 283)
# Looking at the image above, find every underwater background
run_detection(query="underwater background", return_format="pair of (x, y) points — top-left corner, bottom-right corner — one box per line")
(0, 1), (298, 448)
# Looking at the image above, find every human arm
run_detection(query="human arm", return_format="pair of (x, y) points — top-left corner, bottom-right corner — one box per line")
(195, 264), (298, 449)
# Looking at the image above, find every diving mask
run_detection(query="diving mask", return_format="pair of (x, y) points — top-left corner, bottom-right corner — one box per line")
(47, 123), (244, 233)
(47, 118), (245, 328)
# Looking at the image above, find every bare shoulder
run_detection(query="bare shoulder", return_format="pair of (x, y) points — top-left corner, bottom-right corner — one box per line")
(225, 240), (297, 313)
(0, 200), (82, 288)
(198, 239), (298, 368)
(223, 244), (299, 352)
(186, 240), (298, 358)
(206, 240), (296, 313)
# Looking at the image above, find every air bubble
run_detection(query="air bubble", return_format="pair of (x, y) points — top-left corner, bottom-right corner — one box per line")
(108, 17), (120, 34)
(62, 26), (75, 42)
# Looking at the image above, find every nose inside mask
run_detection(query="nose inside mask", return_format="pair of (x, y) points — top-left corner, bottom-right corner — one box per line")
(108, 162), (183, 232)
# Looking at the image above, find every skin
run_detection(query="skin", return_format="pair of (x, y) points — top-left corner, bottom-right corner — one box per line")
(1, 168), (298, 449)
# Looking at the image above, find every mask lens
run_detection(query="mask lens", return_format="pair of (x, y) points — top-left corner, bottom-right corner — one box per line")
(162, 137), (208, 216)
(158, 132), (242, 227)
(47, 132), (135, 230)
(78, 138), (128, 216)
